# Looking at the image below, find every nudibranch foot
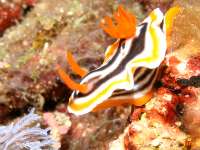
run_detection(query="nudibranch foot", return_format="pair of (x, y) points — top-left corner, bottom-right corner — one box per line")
(100, 5), (136, 39)
(92, 91), (153, 112)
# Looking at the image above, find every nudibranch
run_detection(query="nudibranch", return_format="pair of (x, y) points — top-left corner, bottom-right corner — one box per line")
(57, 6), (181, 115)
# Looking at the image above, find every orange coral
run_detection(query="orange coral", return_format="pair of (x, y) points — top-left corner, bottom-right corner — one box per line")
(100, 5), (136, 39)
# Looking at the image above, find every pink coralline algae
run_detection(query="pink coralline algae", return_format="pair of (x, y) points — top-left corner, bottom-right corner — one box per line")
(43, 111), (71, 149)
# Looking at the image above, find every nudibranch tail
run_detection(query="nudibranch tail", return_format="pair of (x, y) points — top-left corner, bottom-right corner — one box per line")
(56, 65), (88, 94)
(100, 5), (136, 39)
(165, 6), (182, 37)
(66, 51), (88, 78)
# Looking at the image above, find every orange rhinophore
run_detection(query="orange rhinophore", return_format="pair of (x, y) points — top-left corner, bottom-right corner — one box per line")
(66, 51), (87, 78)
(56, 52), (88, 94)
(100, 5), (136, 39)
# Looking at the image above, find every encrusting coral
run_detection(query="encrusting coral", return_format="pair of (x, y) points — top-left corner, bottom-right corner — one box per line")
(0, 109), (55, 150)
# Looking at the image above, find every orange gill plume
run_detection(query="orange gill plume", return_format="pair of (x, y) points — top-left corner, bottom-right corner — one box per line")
(100, 5), (136, 39)
(56, 51), (88, 94)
